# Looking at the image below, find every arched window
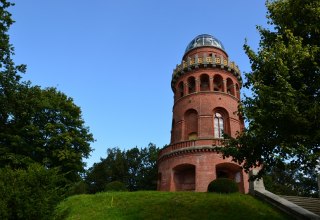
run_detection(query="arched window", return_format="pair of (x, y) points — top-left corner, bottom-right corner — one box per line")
(213, 75), (223, 92)
(214, 112), (224, 138)
(184, 109), (198, 140)
(200, 74), (210, 91)
(226, 78), (235, 96)
(188, 77), (196, 94)
(178, 81), (184, 98)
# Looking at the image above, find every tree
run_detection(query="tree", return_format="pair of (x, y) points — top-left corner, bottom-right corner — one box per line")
(85, 143), (159, 193)
(86, 147), (127, 193)
(0, 164), (67, 220)
(2, 85), (94, 182)
(125, 147), (143, 191)
(125, 143), (159, 191)
(0, 0), (94, 182)
(263, 163), (319, 197)
(219, 0), (320, 178)
(0, 0), (26, 153)
(136, 143), (159, 190)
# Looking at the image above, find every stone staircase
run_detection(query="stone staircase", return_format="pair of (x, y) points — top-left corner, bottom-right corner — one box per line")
(280, 196), (320, 216)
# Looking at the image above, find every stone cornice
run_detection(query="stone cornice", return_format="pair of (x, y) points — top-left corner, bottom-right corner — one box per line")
(158, 145), (221, 162)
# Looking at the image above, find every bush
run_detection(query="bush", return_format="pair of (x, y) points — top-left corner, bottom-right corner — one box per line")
(0, 164), (67, 220)
(104, 181), (127, 192)
(207, 178), (239, 193)
(68, 180), (89, 195)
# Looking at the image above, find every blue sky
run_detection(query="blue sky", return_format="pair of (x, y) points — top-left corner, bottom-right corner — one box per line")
(9, 0), (268, 168)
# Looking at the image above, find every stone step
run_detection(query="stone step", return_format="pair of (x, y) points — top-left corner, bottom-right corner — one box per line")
(280, 196), (320, 216)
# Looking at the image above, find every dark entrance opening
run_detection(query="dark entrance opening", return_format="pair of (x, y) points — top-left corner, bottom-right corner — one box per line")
(173, 164), (196, 191)
(216, 163), (244, 192)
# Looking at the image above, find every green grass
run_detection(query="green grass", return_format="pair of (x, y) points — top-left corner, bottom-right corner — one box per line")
(54, 191), (290, 220)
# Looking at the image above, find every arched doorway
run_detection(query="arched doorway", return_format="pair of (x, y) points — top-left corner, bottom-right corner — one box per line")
(216, 163), (244, 192)
(173, 164), (196, 191)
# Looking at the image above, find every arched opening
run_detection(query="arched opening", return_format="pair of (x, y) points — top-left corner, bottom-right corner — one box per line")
(178, 81), (184, 98)
(213, 108), (230, 138)
(200, 74), (210, 91)
(216, 163), (243, 192)
(235, 84), (240, 99)
(226, 78), (235, 96)
(213, 75), (224, 92)
(184, 109), (198, 140)
(173, 164), (196, 191)
(188, 77), (196, 94)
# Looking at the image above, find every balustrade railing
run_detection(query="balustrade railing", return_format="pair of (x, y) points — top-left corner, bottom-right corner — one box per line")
(159, 138), (226, 159)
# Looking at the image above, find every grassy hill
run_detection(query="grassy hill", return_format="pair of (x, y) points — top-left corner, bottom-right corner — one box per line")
(54, 191), (290, 220)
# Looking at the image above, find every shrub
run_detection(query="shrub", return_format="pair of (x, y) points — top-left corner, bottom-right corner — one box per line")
(68, 180), (89, 195)
(104, 181), (127, 192)
(207, 178), (239, 193)
(0, 164), (67, 220)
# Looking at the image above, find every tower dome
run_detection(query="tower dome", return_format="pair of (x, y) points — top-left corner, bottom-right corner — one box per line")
(184, 34), (225, 55)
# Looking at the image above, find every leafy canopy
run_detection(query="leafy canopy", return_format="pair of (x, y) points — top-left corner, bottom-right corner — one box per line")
(0, 0), (94, 182)
(0, 164), (67, 220)
(263, 162), (319, 197)
(219, 0), (320, 178)
(85, 143), (159, 193)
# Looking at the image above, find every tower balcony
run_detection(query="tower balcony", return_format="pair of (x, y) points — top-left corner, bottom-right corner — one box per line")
(158, 138), (227, 162)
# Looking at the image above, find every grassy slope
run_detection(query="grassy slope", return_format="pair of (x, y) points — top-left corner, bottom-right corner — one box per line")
(54, 191), (290, 220)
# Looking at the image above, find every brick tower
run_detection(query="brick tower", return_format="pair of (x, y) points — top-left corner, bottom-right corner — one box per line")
(158, 34), (249, 193)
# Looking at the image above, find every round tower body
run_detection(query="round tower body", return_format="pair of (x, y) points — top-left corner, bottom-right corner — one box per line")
(158, 34), (249, 193)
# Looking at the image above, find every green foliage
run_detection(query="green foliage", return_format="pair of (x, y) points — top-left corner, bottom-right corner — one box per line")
(0, 164), (67, 220)
(68, 180), (89, 195)
(0, 0), (94, 183)
(86, 147), (126, 193)
(1, 85), (94, 182)
(125, 143), (159, 191)
(263, 163), (319, 197)
(218, 0), (320, 179)
(0, 0), (93, 218)
(104, 181), (127, 192)
(54, 191), (290, 220)
(207, 178), (239, 193)
(85, 143), (159, 193)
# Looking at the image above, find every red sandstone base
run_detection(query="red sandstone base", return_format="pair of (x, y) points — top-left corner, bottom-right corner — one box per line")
(158, 151), (249, 193)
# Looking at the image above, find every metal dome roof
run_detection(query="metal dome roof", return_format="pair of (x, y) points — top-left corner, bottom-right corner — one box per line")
(184, 34), (225, 54)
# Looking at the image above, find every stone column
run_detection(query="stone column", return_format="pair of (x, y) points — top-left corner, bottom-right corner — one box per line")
(209, 76), (214, 92)
(195, 78), (200, 92)
(233, 85), (237, 98)
(184, 82), (188, 95)
(223, 80), (227, 93)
